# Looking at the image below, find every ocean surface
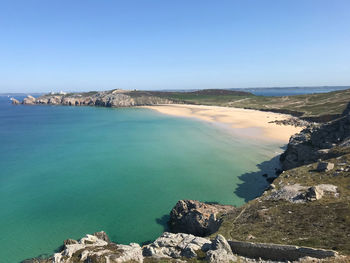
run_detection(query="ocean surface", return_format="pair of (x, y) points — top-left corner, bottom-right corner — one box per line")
(0, 96), (283, 263)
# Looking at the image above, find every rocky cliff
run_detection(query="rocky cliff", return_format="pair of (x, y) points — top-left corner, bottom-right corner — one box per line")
(280, 112), (350, 170)
(169, 200), (236, 236)
(17, 90), (173, 107)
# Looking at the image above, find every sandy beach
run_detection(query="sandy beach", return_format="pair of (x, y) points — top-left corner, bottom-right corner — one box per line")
(144, 104), (303, 142)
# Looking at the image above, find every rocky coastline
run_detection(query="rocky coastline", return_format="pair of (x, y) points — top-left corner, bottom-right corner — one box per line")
(24, 204), (339, 263)
(13, 90), (173, 107)
(19, 91), (350, 263)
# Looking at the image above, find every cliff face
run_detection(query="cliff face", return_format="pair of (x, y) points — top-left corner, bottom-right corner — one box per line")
(169, 200), (235, 236)
(19, 90), (173, 107)
(280, 113), (350, 170)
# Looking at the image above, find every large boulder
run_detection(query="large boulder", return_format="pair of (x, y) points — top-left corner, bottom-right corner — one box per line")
(22, 95), (37, 105)
(142, 232), (211, 259)
(169, 200), (235, 236)
(47, 232), (142, 263)
(316, 161), (335, 172)
(205, 235), (237, 263)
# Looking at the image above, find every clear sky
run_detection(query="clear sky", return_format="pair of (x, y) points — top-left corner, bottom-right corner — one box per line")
(0, 0), (349, 92)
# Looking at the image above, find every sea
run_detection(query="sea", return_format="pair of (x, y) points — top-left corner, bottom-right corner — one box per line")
(0, 86), (346, 262)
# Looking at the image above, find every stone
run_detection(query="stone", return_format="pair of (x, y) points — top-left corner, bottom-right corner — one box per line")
(281, 112), (350, 170)
(63, 239), (78, 246)
(316, 162), (334, 172)
(267, 184), (338, 203)
(93, 231), (110, 243)
(22, 95), (37, 105)
(305, 186), (324, 201)
(11, 98), (20, 104)
(142, 232), (211, 259)
(211, 234), (232, 254)
(169, 200), (235, 236)
(48, 233), (143, 263)
(206, 249), (237, 263)
(266, 184), (308, 203)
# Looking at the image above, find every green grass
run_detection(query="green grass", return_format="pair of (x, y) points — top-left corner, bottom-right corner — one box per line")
(132, 88), (350, 121)
(215, 152), (350, 255)
(41, 88), (350, 121)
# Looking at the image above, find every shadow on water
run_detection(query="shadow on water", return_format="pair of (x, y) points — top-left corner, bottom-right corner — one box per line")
(234, 152), (284, 203)
(155, 214), (170, 231)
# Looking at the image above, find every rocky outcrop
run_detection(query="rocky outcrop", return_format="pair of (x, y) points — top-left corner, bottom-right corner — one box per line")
(280, 113), (350, 170)
(269, 117), (311, 127)
(143, 232), (212, 259)
(265, 184), (338, 203)
(24, 231), (339, 263)
(22, 95), (37, 105)
(169, 200), (236, 236)
(20, 90), (173, 108)
(25, 232), (236, 263)
(11, 97), (20, 104)
(24, 232), (143, 263)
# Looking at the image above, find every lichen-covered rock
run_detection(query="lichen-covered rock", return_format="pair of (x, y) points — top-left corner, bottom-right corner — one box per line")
(210, 234), (232, 254)
(48, 232), (142, 263)
(205, 249), (237, 263)
(142, 232), (211, 259)
(266, 184), (338, 203)
(169, 200), (235, 236)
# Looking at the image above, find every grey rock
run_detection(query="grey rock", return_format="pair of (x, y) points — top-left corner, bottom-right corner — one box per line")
(280, 113), (350, 170)
(169, 200), (235, 236)
(63, 238), (78, 246)
(11, 98), (20, 104)
(93, 230), (110, 243)
(142, 232), (211, 259)
(316, 162), (334, 172)
(206, 249), (237, 263)
(22, 95), (37, 105)
(304, 186), (324, 201)
(266, 184), (338, 203)
(211, 234), (232, 254)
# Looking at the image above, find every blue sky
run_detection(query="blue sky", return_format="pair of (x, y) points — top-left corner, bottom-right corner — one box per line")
(0, 0), (349, 92)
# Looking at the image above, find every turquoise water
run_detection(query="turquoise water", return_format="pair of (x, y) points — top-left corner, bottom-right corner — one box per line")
(0, 97), (282, 262)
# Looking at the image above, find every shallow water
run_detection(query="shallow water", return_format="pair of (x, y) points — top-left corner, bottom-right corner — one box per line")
(0, 97), (283, 262)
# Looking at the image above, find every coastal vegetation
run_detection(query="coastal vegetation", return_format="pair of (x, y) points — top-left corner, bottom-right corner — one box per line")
(21, 88), (350, 122)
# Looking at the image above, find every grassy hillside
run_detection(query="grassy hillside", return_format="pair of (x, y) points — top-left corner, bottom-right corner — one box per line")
(41, 88), (350, 121)
(214, 149), (350, 254)
(127, 88), (350, 121)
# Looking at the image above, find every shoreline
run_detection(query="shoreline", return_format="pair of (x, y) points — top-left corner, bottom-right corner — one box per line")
(143, 104), (303, 143)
